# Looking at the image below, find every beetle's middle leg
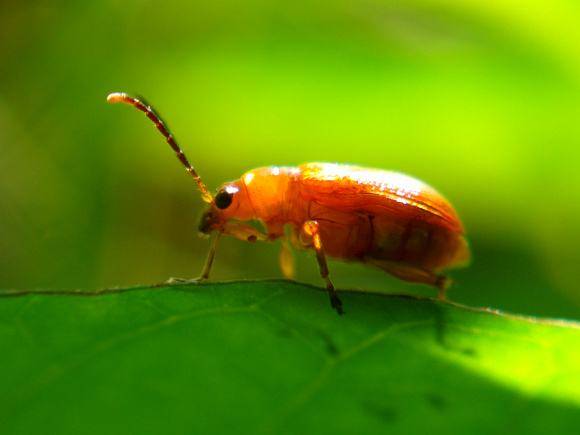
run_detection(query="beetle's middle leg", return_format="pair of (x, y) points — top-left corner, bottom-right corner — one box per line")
(279, 239), (295, 279)
(302, 220), (343, 315)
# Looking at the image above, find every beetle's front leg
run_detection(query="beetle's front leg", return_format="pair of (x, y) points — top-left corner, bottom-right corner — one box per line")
(199, 231), (221, 280)
(222, 221), (269, 243)
(166, 232), (221, 284)
(301, 220), (343, 315)
(195, 222), (269, 281)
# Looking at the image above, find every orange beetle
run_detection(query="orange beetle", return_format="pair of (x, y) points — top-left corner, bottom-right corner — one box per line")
(108, 92), (470, 314)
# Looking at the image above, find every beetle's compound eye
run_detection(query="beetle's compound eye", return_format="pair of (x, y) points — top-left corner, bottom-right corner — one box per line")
(215, 189), (234, 209)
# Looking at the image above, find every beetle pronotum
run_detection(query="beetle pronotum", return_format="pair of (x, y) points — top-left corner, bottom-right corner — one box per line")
(108, 92), (470, 314)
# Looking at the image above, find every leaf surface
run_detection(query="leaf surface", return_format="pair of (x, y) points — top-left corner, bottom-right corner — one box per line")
(1, 281), (579, 435)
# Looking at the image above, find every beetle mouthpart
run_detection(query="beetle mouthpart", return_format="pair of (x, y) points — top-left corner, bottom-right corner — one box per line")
(198, 210), (219, 235)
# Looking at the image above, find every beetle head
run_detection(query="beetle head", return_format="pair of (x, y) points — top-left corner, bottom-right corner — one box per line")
(198, 180), (256, 236)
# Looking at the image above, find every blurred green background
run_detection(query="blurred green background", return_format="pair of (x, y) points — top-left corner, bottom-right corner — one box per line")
(1, 0), (579, 319)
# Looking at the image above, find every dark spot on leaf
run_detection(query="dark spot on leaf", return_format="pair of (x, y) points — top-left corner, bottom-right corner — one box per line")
(317, 329), (340, 356)
(425, 393), (447, 411)
(460, 347), (478, 357)
(433, 306), (478, 357)
(274, 326), (294, 338)
(363, 401), (398, 423)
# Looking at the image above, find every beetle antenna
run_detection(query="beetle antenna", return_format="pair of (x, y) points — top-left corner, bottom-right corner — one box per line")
(107, 92), (213, 203)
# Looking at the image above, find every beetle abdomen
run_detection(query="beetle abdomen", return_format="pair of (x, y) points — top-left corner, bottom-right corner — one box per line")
(299, 200), (469, 272)
(368, 215), (470, 272)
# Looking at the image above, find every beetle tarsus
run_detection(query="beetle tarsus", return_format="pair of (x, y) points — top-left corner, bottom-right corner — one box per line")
(329, 290), (344, 315)
(436, 275), (451, 300)
(166, 277), (203, 284)
(324, 278), (344, 315)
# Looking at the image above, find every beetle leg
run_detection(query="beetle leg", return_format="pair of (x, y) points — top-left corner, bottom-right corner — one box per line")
(302, 220), (343, 315)
(366, 258), (451, 300)
(222, 221), (268, 243)
(199, 232), (221, 280)
(165, 232), (221, 284)
(279, 239), (295, 279)
(436, 276), (452, 300)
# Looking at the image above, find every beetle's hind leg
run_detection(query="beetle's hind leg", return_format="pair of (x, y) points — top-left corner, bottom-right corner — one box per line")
(435, 275), (452, 300)
(367, 259), (451, 300)
(302, 220), (343, 315)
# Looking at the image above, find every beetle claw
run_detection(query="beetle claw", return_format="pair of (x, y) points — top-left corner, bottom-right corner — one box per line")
(436, 275), (451, 300)
(165, 277), (204, 285)
(329, 293), (344, 315)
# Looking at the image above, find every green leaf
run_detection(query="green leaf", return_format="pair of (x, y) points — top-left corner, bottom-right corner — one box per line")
(1, 281), (579, 435)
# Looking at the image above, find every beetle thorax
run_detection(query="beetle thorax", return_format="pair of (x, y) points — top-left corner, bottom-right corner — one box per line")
(240, 166), (298, 222)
